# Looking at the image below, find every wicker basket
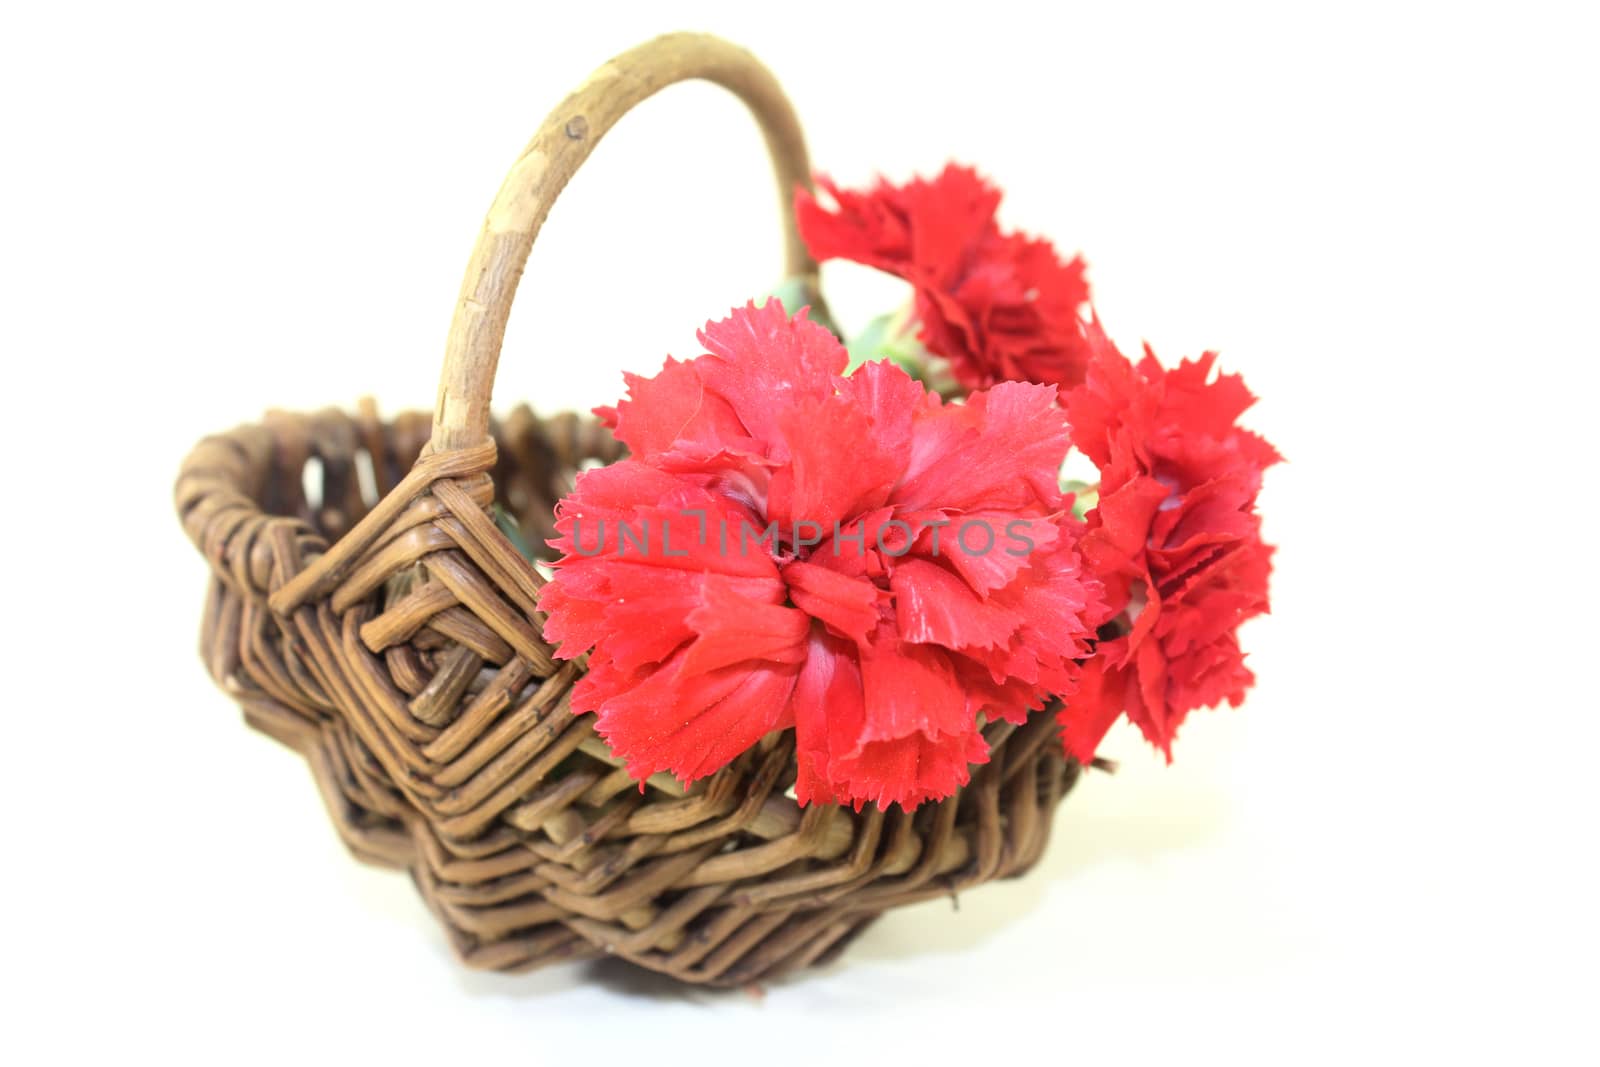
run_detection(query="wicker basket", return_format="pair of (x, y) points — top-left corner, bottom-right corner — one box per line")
(175, 32), (1084, 987)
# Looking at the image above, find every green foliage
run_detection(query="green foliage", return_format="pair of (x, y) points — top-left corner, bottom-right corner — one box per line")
(492, 503), (538, 562)
(1061, 479), (1100, 521)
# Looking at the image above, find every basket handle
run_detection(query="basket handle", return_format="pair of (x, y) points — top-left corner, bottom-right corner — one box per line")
(428, 32), (817, 454)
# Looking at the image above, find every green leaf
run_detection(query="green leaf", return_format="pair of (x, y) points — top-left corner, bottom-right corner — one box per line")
(492, 503), (539, 562)
(1060, 479), (1100, 521)
(765, 277), (842, 338)
(846, 304), (931, 380)
(845, 311), (897, 372)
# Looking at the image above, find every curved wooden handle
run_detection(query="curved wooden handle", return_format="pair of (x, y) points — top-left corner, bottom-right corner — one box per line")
(429, 32), (817, 453)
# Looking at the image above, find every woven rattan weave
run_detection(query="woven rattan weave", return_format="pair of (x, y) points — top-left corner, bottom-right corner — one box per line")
(176, 33), (1084, 986)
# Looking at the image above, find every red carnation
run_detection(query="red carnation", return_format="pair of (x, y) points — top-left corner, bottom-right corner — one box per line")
(1056, 324), (1281, 762)
(542, 300), (1103, 809)
(795, 164), (1095, 390)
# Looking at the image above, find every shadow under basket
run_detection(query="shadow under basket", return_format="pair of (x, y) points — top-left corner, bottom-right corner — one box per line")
(173, 33), (1085, 988)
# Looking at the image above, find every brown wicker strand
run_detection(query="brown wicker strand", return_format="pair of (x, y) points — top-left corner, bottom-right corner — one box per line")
(431, 31), (818, 455)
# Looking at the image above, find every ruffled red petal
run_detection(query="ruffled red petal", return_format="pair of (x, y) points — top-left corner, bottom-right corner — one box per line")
(592, 649), (801, 784)
(544, 301), (1101, 805)
(1057, 658), (1128, 764)
(607, 358), (755, 463)
(693, 299), (847, 458)
(768, 392), (901, 534)
(681, 575), (811, 677)
(782, 560), (882, 646)
(828, 725), (991, 811)
(890, 558), (1021, 651)
(895, 381), (1066, 514)
(796, 164), (1094, 389)
(1057, 330), (1279, 761)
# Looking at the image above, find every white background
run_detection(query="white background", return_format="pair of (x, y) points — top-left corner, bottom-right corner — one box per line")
(5, 1), (1597, 1062)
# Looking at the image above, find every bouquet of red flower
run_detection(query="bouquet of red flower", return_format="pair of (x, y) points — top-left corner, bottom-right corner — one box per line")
(543, 164), (1280, 811)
